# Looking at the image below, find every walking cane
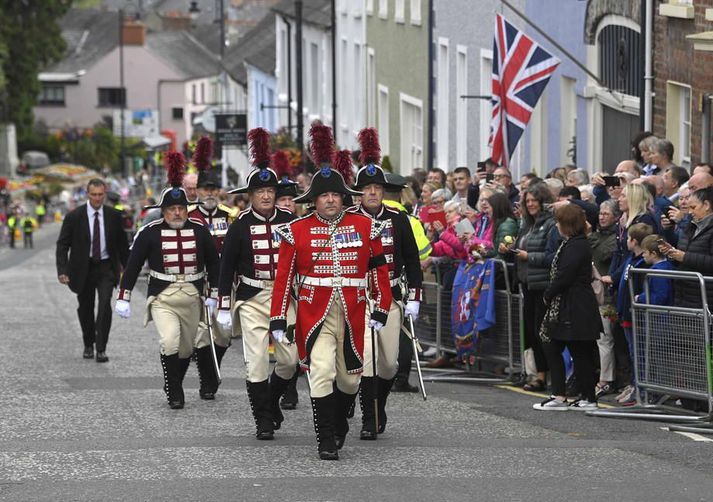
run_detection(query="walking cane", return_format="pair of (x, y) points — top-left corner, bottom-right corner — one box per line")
(204, 303), (222, 384)
(371, 325), (379, 435)
(404, 314), (427, 401)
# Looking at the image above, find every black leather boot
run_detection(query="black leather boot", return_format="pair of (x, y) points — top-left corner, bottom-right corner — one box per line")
(246, 380), (274, 440)
(311, 395), (338, 460)
(269, 370), (292, 430)
(160, 354), (184, 409)
(334, 387), (357, 449)
(359, 377), (378, 440)
(280, 366), (300, 410)
(196, 346), (219, 399)
(376, 377), (395, 434)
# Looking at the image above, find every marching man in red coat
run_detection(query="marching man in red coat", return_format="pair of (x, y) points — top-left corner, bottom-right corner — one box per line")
(269, 124), (392, 460)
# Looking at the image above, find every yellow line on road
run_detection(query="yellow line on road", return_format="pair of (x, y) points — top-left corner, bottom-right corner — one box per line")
(495, 384), (615, 409)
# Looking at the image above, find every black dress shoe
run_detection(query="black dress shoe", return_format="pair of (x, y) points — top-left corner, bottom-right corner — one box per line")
(169, 400), (184, 409)
(280, 397), (297, 410)
(392, 379), (419, 393)
(83, 346), (94, 359)
(256, 430), (274, 440)
(200, 391), (216, 400)
(95, 351), (109, 363)
(319, 449), (339, 460)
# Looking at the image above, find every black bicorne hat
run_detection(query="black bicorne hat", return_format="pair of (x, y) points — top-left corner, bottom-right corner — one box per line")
(145, 186), (198, 209)
(276, 179), (299, 199)
(228, 167), (280, 194)
(197, 168), (221, 189)
(293, 166), (362, 204)
(354, 163), (389, 189)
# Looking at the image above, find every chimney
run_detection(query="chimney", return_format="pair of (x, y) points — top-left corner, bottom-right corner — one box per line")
(122, 20), (146, 46)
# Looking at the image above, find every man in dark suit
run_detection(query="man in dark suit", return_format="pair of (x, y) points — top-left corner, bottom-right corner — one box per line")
(56, 179), (129, 362)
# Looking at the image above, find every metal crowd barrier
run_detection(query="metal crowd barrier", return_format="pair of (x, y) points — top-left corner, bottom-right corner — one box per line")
(588, 268), (713, 428)
(414, 259), (523, 383)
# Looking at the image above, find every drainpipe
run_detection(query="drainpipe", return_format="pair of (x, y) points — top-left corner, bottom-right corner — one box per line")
(643, 0), (653, 130)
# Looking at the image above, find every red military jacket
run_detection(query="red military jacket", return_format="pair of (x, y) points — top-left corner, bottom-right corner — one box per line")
(269, 210), (392, 373)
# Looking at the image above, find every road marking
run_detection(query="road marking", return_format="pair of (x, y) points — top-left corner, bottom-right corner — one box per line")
(495, 384), (615, 409)
(666, 429), (713, 442)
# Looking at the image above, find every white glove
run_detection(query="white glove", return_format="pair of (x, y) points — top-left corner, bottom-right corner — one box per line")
(115, 300), (131, 319)
(204, 297), (218, 316)
(272, 330), (286, 343)
(368, 319), (384, 332)
(405, 300), (420, 321)
(216, 310), (232, 329)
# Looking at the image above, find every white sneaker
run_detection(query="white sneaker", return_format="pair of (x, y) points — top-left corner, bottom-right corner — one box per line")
(422, 347), (437, 358)
(617, 385), (637, 404)
(615, 385), (634, 401)
(568, 399), (598, 411)
(532, 396), (569, 411)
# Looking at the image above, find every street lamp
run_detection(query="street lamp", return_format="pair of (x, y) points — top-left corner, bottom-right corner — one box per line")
(119, 2), (141, 179)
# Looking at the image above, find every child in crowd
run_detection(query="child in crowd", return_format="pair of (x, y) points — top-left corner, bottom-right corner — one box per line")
(635, 235), (674, 306)
(613, 222), (653, 405)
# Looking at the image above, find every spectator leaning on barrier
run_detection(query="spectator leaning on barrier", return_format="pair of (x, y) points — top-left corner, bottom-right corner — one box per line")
(613, 222), (654, 405)
(504, 181), (559, 392)
(660, 187), (713, 309)
(636, 235), (674, 306)
(533, 204), (602, 411)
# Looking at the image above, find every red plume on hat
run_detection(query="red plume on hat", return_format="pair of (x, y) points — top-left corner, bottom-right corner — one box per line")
(309, 123), (334, 167)
(357, 127), (381, 166)
(165, 151), (186, 187)
(333, 149), (354, 185)
(192, 136), (213, 172)
(248, 127), (271, 168)
(272, 150), (293, 180)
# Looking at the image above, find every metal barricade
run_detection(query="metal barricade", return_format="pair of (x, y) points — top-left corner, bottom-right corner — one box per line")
(415, 259), (523, 383)
(588, 268), (713, 426)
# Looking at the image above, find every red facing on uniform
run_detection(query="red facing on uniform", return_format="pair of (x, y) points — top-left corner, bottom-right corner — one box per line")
(269, 211), (392, 373)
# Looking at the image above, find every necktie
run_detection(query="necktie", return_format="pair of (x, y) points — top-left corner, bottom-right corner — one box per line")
(92, 211), (101, 260)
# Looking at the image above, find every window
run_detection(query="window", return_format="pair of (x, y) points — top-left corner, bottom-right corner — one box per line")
(200, 82), (205, 104)
(666, 82), (692, 167)
(172, 107), (183, 120)
(378, 85), (390, 155)
(366, 0), (374, 15)
(660, 0), (694, 19)
(192, 84), (197, 104)
(560, 77), (577, 164)
(410, 0), (421, 25)
(436, 38), (449, 169)
(456, 46), (468, 166)
(367, 49), (376, 126)
(400, 93), (423, 173)
(38, 85), (65, 106)
(395, 0), (405, 23)
(379, 0), (388, 19)
(310, 42), (320, 112)
(354, 42), (364, 128)
(341, 39), (348, 129)
(97, 87), (126, 107)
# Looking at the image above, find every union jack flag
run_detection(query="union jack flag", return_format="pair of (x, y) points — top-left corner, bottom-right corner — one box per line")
(489, 14), (560, 167)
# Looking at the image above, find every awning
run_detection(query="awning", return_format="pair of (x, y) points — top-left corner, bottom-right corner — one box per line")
(141, 134), (171, 149)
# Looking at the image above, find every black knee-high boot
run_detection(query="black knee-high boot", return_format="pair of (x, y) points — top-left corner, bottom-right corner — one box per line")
(160, 354), (184, 409)
(311, 394), (338, 460)
(376, 377), (395, 434)
(334, 387), (358, 449)
(359, 377), (378, 440)
(246, 380), (274, 440)
(269, 370), (292, 430)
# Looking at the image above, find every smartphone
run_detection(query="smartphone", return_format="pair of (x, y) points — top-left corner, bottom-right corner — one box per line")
(476, 161), (487, 173)
(656, 238), (672, 249)
(603, 176), (621, 187)
(661, 205), (674, 217)
(508, 248), (520, 254)
(486, 173), (495, 183)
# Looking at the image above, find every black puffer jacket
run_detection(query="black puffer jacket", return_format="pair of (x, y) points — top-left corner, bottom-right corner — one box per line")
(518, 211), (559, 290)
(675, 215), (713, 308)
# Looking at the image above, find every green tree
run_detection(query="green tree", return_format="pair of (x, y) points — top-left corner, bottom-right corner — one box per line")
(0, 0), (71, 137)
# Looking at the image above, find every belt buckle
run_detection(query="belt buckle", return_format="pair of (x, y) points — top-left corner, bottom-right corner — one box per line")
(175, 273), (185, 282)
(332, 277), (342, 287)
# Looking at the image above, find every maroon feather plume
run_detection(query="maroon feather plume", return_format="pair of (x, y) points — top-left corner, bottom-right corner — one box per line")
(165, 151), (186, 187)
(333, 150), (354, 185)
(248, 127), (271, 168)
(192, 136), (213, 171)
(309, 123), (334, 167)
(357, 127), (381, 166)
(272, 150), (292, 180)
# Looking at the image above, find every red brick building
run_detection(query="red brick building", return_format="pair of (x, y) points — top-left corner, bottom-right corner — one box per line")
(653, 0), (713, 169)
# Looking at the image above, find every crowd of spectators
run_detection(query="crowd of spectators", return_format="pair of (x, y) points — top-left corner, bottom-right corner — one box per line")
(404, 131), (713, 411)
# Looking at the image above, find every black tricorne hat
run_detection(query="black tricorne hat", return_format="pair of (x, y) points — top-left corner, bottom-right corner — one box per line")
(228, 167), (280, 194)
(293, 167), (362, 204)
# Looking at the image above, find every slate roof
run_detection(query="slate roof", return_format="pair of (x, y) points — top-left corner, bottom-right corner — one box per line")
(223, 12), (276, 84)
(145, 30), (222, 79)
(271, 0), (331, 28)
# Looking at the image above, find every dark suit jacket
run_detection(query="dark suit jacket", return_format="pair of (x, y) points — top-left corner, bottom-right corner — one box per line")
(56, 204), (130, 294)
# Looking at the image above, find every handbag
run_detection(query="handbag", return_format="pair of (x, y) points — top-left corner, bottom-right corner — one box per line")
(590, 263), (605, 306)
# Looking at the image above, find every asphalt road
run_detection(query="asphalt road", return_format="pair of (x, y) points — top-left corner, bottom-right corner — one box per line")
(1, 224), (712, 501)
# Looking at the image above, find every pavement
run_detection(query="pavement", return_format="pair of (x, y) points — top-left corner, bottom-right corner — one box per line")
(1, 224), (713, 501)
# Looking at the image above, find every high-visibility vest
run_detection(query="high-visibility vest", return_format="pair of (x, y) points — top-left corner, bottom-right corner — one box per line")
(383, 199), (432, 260)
